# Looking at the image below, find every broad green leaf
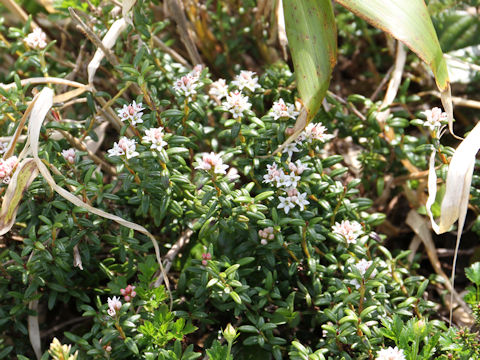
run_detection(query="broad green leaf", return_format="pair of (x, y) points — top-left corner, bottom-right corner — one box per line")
(336, 0), (448, 91)
(465, 262), (480, 286)
(283, 0), (336, 125)
(335, 0), (457, 136)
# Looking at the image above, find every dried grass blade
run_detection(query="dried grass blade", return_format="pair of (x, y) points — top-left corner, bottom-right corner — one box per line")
(87, 18), (127, 84)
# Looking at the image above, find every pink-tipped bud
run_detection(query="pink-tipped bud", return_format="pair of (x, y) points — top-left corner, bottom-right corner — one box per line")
(120, 288), (126, 295)
(202, 260), (208, 266)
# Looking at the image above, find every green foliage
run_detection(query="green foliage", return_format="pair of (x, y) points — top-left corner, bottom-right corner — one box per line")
(1, 0), (480, 359)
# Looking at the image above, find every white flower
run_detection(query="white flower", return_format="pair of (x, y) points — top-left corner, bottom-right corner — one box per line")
(0, 156), (17, 184)
(196, 152), (229, 175)
(355, 259), (373, 277)
(288, 160), (308, 175)
(0, 142), (8, 155)
(295, 191), (310, 211)
(375, 347), (406, 360)
(222, 90), (252, 119)
(24, 27), (47, 49)
(422, 107), (447, 132)
(226, 167), (240, 181)
(209, 78), (229, 100)
(300, 123), (333, 143)
(143, 127), (167, 150)
(61, 148), (76, 164)
(107, 296), (122, 317)
(271, 99), (299, 120)
(107, 137), (139, 159)
(278, 188), (309, 214)
(279, 171), (300, 189)
(332, 220), (362, 244)
(173, 74), (198, 99)
(263, 163), (282, 186)
(282, 141), (301, 159)
(117, 101), (144, 126)
(232, 70), (261, 92)
(278, 195), (296, 214)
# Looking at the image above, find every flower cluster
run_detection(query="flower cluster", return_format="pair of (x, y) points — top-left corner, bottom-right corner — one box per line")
(173, 65), (203, 100)
(201, 252), (211, 266)
(270, 99), (298, 120)
(209, 79), (228, 100)
(332, 220), (362, 244)
(0, 156), (18, 184)
(120, 285), (136, 302)
(263, 160), (310, 214)
(222, 90), (252, 119)
(258, 227), (274, 245)
(107, 296), (122, 318)
(422, 107), (447, 132)
(117, 100), (144, 126)
(24, 27), (47, 49)
(196, 152), (229, 175)
(107, 137), (139, 159)
(143, 127), (167, 151)
(232, 70), (261, 92)
(61, 148), (76, 164)
(375, 346), (406, 360)
(300, 123), (334, 143)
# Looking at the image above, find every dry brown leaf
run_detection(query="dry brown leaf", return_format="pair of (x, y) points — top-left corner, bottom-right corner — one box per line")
(0, 159), (39, 236)
(28, 299), (41, 359)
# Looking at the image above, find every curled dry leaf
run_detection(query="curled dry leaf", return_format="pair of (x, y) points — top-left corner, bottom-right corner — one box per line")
(0, 159), (39, 236)
(28, 299), (41, 360)
(123, 0), (136, 24)
(87, 18), (127, 84)
(426, 120), (480, 322)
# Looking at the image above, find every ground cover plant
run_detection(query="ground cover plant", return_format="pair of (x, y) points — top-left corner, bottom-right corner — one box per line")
(0, 0), (480, 359)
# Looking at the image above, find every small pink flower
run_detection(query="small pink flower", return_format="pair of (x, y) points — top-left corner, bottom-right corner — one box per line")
(173, 74), (198, 99)
(143, 127), (167, 150)
(232, 70), (261, 92)
(258, 227), (274, 244)
(375, 346), (406, 360)
(24, 28), (47, 49)
(196, 152), (229, 175)
(61, 148), (76, 164)
(209, 78), (229, 100)
(202, 252), (212, 266)
(422, 107), (447, 132)
(222, 90), (252, 119)
(107, 296), (122, 317)
(300, 123), (333, 143)
(0, 156), (18, 184)
(120, 285), (136, 302)
(271, 99), (298, 120)
(332, 220), (362, 244)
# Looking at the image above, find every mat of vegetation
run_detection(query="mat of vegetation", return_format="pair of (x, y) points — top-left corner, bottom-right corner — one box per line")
(0, 0), (480, 359)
